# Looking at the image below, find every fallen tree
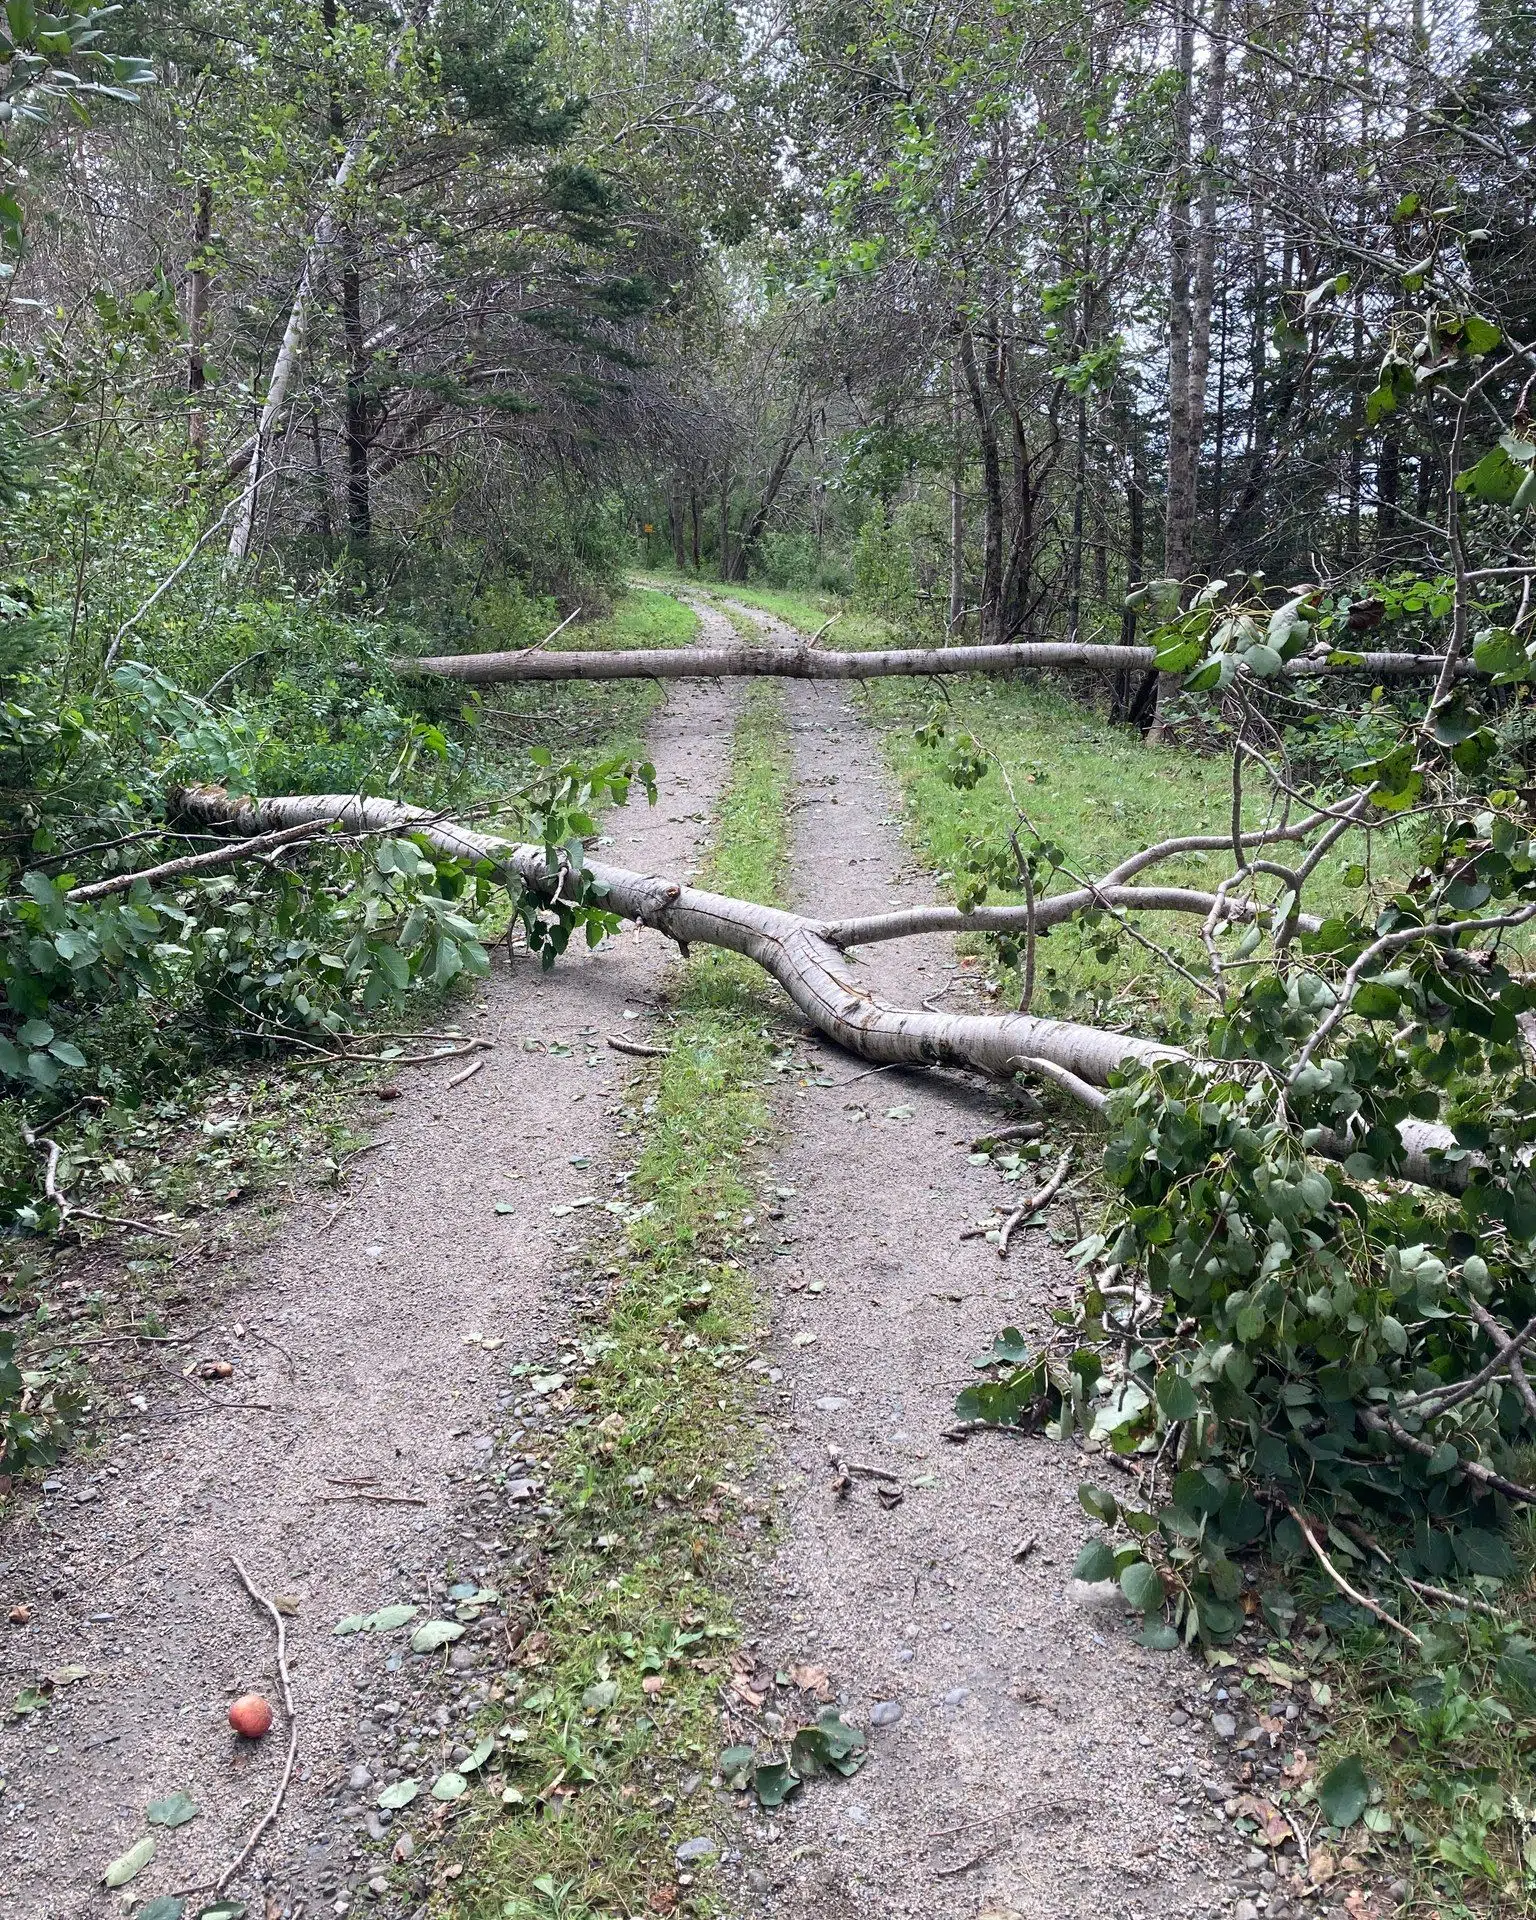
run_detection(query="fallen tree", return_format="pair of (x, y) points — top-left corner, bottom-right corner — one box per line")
(398, 636), (1468, 685)
(175, 785), (1463, 1190)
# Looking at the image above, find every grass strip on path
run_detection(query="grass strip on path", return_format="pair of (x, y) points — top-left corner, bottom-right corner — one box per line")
(449, 683), (793, 1920)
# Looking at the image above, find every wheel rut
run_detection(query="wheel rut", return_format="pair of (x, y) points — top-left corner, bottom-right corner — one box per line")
(716, 609), (1246, 1920)
(0, 639), (743, 1919)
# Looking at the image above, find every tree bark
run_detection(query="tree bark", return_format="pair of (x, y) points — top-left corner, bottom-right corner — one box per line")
(958, 325), (1006, 644)
(188, 181), (212, 464)
(397, 638), (1467, 685)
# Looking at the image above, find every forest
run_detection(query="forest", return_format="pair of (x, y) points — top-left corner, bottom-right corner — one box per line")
(3, 0), (1536, 1916)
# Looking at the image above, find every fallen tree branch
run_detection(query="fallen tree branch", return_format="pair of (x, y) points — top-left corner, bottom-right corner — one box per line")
(821, 883), (1319, 950)
(174, 787), (1465, 1191)
(1011, 1056), (1109, 1116)
(65, 820), (327, 902)
(999, 1148), (1073, 1256)
(1287, 1502), (1424, 1649)
(396, 639), (1470, 687)
(218, 1555), (299, 1892)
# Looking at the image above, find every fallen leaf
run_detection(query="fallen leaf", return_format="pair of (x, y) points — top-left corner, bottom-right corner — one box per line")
(378, 1779), (420, 1810)
(198, 1359), (235, 1381)
(1309, 1846), (1337, 1886)
(146, 1790), (200, 1828)
(411, 1619), (465, 1653)
(137, 1899), (186, 1920)
(460, 1733), (495, 1773)
(273, 1595), (300, 1618)
(642, 1674), (666, 1696)
(433, 1770), (468, 1801)
(103, 1835), (155, 1887)
(7, 1604), (29, 1626)
(789, 1663), (832, 1701)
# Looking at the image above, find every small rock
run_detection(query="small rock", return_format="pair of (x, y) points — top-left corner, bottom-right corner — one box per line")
(1245, 1848), (1266, 1870)
(814, 1396), (847, 1412)
(680, 1773), (703, 1796)
(1234, 1902), (1260, 1920)
(1388, 1880), (1411, 1906)
(869, 1701), (903, 1727)
(448, 1645), (477, 1671)
(74, 1486), (98, 1505)
(1212, 1712), (1237, 1739)
(942, 1686), (969, 1707)
(392, 1833), (414, 1864)
(365, 1812), (387, 1843)
(367, 1874), (389, 1897)
(1203, 1781), (1227, 1803)
(348, 1764), (371, 1792)
(675, 1835), (717, 1865)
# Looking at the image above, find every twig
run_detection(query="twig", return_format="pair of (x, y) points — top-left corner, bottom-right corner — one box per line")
(970, 1122), (1045, 1149)
(1400, 1574), (1507, 1619)
(524, 606), (583, 653)
(998, 1148), (1073, 1257)
(1467, 1300), (1536, 1424)
(217, 1555), (299, 1892)
(65, 820), (325, 902)
(445, 1057), (485, 1089)
(607, 1034), (668, 1058)
(934, 1836), (1004, 1879)
(318, 1491), (430, 1508)
(1286, 1504), (1423, 1650)
(1363, 1408), (1536, 1504)
(1396, 1308), (1536, 1414)
(245, 1326), (297, 1378)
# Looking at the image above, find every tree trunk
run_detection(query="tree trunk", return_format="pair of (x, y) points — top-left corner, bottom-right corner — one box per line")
(187, 181), (212, 464)
(342, 247), (371, 550)
(1164, 2), (1197, 584)
(948, 357), (964, 638)
(958, 326), (1006, 645)
(689, 483), (701, 572)
(175, 785), (1465, 1193)
(398, 637), (1463, 686)
(668, 487), (687, 571)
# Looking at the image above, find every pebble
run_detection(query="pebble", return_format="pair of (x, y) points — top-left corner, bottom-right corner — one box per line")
(367, 1874), (389, 1897)
(348, 1765), (371, 1792)
(364, 1812), (387, 1843)
(1234, 1902), (1260, 1920)
(675, 1835), (717, 1865)
(814, 1396), (847, 1412)
(942, 1686), (969, 1707)
(869, 1701), (903, 1727)
(1212, 1712), (1237, 1738)
(893, 1648), (913, 1664)
(680, 1773), (703, 1796)
(74, 1486), (98, 1505)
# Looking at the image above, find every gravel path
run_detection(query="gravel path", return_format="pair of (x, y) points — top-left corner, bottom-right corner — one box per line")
(711, 617), (1248, 1920)
(0, 649), (742, 1919)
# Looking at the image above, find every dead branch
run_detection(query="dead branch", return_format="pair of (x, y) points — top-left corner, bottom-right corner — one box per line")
(1011, 1057), (1109, 1116)
(174, 787), (1465, 1191)
(397, 639), (1469, 687)
(217, 1555), (299, 1893)
(999, 1148), (1073, 1257)
(1286, 1503), (1424, 1650)
(65, 821), (327, 902)
(820, 883), (1319, 950)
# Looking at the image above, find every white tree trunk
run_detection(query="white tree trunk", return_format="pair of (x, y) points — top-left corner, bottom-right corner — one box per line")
(176, 786), (1464, 1190)
(397, 640), (1464, 685)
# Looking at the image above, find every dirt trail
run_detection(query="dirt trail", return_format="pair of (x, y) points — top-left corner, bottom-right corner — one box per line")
(0, 622), (742, 1918)
(716, 608), (1247, 1920)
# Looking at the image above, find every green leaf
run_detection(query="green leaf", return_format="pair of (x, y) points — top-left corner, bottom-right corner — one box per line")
(1078, 1482), (1118, 1526)
(752, 1760), (801, 1809)
(720, 1743), (756, 1788)
(138, 1900), (187, 1920)
(1352, 981), (1401, 1020)
(432, 1769), (468, 1800)
(364, 1603), (419, 1632)
(146, 1790), (199, 1828)
(1154, 1370), (1198, 1421)
(1140, 1622), (1180, 1651)
(103, 1836), (155, 1887)
(1318, 1755), (1371, 1828)
(1073, 1539), (1116, 1582)
(1463, 314), (1502, 356)
(1119, 1559), (1165, 1613)
(582, 1677), (619, 1711)
(461, 1732), (495, 1773)
(1458, 446), (1526, 504)
(410, 1619), (465, 1653)
(378, 1778), (419, 1810)
(195, 1905), (246, 1920)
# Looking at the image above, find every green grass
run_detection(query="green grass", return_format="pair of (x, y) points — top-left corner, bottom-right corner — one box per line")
(475, 586), (700, 769)
(445, 683), (793, 1920)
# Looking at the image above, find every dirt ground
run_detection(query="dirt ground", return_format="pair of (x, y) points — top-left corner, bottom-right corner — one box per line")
(0, 598), (1267, 1920)
(0, 651), (743, 1918)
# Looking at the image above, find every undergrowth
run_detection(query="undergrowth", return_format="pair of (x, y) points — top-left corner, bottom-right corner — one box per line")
(448, 684), (793, 1920)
